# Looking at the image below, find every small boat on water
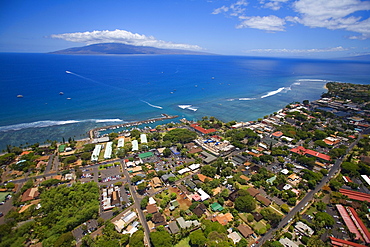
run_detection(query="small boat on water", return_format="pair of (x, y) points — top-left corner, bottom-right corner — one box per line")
(59, 92), (64, 95)
(17, 95), (23, 98)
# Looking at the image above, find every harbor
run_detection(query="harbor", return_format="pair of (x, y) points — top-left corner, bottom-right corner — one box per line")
(88, 114), (179, 139)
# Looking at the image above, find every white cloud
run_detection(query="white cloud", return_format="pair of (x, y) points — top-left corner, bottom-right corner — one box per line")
(246, 46), (349, 53)
(291, 0), (370, 38)
(212, 0), (248, 16)
(50, 29), (203, 50)
(213, 0), (370, 39)
(237, 15), (286, 32)
(260, 0), (289, 11)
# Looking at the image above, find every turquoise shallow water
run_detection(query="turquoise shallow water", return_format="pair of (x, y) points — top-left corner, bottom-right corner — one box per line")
(0, 53), (369, 150)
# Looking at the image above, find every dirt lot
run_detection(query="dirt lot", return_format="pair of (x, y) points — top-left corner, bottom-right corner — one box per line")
(169, 187), (192, 210)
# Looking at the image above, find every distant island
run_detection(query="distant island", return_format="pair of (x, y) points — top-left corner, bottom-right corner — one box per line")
(49, 43), (212, 55)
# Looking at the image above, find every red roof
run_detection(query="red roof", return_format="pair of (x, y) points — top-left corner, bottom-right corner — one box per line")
(336, 204), (363, 241)
(330, 237), (367, 247)
(272, 131), (283, 137)
(290, 146), (331, 161)
(348, 207), (370, 244)
(190, 123), (217, 134)
(340, 189), (370, 202)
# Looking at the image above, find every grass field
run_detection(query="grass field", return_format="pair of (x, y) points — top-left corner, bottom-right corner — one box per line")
(254, 220), (267, 231)
(174, 237), (190, 247)
(0, 192), (10, 202)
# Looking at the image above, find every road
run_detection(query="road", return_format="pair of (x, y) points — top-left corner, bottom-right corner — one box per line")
(256, 130), (365, 246)
(121, 160), (151, 247)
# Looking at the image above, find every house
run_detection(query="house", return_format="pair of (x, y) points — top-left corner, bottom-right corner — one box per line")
(237, 224), (254, 238)
(169, 200), (179, 211)
(151, 177), (162, 188)
(228, 232), (242, 244)
(152, 212), (166, 226)
(211, 202), (224, 212)
(272, 131), (284, 138)
(256, 194), (271, 206)
(161, 173), (176, 182)
(113, 219), (126, 233)
(168, 221), (180, 234)
(21, 187), (40, 202)
(212, 212), (233, 225)
(190, 123), (217, 135)
(295, 221), (314, 236)
(252, 212), (263, 221)
(229, 190), (240, 202)
(290, 146), (331, 162)
(279, 238), (299, 247)
(246, 187), (259, 197)
(176, 217), (200, 229)
(192, 203), (207, 217)
(197, 188), (210, 201)
(184, 179), (197, 190)
(146, 204), (158, 214)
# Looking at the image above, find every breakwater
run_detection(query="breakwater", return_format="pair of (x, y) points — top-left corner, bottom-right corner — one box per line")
(89, 114), (178, 139)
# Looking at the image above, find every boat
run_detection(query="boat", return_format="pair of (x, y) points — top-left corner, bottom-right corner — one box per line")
(59, 92), (64, 95)
(17, 95), (23, 98)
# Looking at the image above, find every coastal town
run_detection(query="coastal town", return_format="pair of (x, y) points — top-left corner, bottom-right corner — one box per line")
(0, 82), (370, 247)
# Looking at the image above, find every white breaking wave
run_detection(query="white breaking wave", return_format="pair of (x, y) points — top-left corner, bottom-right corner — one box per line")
(178, 105), (192, 109)
(239, 98), (256, 101)
(141, 100), (163, 109)
(296, 79), (328, 82)
(178, 105), (198, 111)
(261, 87), (290, 98)
(95, 119), (124, 123)
(0, 119), (126, 132)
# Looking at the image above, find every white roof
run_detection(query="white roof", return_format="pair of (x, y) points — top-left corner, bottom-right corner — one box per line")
(281, 169), (289, 175)
(197, 188), (210, 201)
(91, 145), (102, 161)
(104, 142), (113, 159)
(189, 163), (200, 170)
(148, 197), (156, 205)
(123, 211), (137, 223)
(279, 238), (299, 247)
(132, 140), (139, 151)
(178, 168), (191, 175)
(140, 134), (148, 143)
(117, 138), (125, 148)
(283, 184), (292, 190)
(113, 219), (125, 232)
(228, 232), (242, 244)
(361, 175), (370, 186)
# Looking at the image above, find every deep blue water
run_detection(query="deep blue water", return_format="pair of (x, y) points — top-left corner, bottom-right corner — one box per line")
(0, 53), (369, 150)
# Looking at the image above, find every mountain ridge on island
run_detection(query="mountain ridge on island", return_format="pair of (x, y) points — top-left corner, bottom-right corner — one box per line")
(49, 43), (212, 55)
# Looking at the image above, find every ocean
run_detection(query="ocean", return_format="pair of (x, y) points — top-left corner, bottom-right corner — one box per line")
(1, 53), (370, 151)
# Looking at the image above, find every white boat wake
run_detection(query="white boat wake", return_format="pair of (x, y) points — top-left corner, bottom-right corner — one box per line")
(141, 100), (163, 109)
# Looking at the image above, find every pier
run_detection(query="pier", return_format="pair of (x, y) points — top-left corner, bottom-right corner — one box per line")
(88, 114), (178, 139)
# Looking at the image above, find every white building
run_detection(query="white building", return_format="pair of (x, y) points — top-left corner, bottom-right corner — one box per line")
(117, 138), (125, 148)
(91, 145), (102, 162)
(104, 142), (113, 159)
(140, 134), (147, 143)
(132, 140), (139, 151)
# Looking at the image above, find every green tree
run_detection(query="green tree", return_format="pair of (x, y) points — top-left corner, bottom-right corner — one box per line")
(235, 194), (256, 213)
(150, 230), (172, 247)
(129, 230), (145, 247)
(315, 212), (334, 227)
(163, 148), (172, 157)
(189, 229), (206, 247)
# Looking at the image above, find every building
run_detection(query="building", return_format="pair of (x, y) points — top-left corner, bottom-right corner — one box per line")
(237, 224), (254, 238)
(140, 134), (147, 143)
(21, 187), (40, 202)
(168, 221), (180, 234)
(228, 232), (242, 244)
(132, 140), (139, 151)
(212, 212), (233, 225)
(192, 203), (207, 217)
(151, 177), (162, 188)
(246, 187), (260, 197)
(104, 142), (113, 159)
(290, 146), (331, 162)
(279, 238), (299, 247)
(117, 138), (125, 148)
(295, 221), (314, 236)
(91, 144), (102, 162)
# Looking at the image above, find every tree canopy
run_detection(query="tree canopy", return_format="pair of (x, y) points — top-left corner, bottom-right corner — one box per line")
(163, 128), (197, 143)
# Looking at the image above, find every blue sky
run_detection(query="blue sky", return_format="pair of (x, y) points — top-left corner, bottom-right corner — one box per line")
(1, 0), (370, 58)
